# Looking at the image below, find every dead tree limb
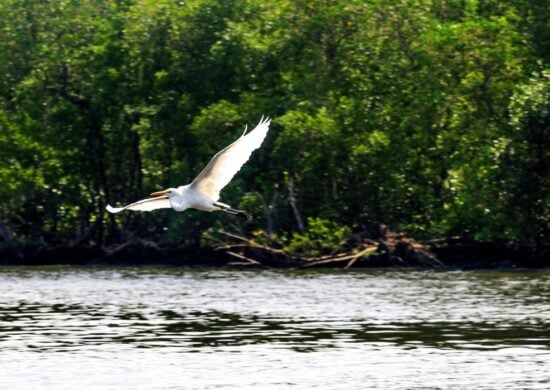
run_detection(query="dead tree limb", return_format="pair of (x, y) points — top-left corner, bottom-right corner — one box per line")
(301, 246), (378, 268)
(225, 251), (261, 265)
(346, 247), (378, 269)
(219, 231), (287, 254)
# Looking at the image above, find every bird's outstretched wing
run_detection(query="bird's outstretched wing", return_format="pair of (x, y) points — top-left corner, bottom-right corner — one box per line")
(191, 116), (271, 200)
(106, 196), (171, 213)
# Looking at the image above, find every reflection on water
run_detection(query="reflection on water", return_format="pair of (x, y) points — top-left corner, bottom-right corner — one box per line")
(0, 267), (548, 389)
(1, 303), (548, 352)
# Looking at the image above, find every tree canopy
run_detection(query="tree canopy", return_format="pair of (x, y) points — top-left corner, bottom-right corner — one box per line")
(0, 0), (548, 253)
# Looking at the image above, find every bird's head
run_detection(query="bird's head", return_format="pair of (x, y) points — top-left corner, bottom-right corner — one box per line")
(150, 188), (177, 197)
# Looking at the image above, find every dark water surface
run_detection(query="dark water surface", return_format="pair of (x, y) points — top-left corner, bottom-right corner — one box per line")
(0, 267), (548, 389)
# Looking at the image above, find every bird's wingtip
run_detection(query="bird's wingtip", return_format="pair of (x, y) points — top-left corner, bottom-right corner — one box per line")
(106, 204), (121, 213)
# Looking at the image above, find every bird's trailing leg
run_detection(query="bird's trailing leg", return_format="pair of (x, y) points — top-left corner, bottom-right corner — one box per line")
(213, 202), (252, 221)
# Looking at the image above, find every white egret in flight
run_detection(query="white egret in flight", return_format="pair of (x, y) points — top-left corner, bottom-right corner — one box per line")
(106, 117), (271, 220)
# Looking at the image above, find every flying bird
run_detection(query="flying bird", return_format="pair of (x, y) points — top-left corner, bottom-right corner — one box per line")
(106, 117), (271, 220)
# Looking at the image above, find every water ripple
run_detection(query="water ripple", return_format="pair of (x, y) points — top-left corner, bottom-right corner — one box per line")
(1, 301), (548, 353)
(0, 268), (549, 389)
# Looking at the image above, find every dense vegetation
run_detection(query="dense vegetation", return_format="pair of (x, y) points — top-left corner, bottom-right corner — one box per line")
(0, 0), (548, 258)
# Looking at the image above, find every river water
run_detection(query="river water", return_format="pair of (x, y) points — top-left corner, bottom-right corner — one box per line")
(0, 267), (548, 389)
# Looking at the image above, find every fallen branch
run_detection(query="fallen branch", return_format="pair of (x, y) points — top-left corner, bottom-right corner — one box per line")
(219, 231), (286, 254)
(304, 251), (356, 262)
(225, 250), (261, 265)
(346, 247), (378, 268)
(213, 243), (248, 251)
(301, 246), (378, 268)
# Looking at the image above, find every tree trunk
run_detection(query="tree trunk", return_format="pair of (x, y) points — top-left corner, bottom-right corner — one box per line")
(0, 212), (22, 259)
(288, 175), (305, 233)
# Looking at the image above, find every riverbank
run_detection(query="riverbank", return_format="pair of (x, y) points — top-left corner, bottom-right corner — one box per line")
(1, 230), (547, 269)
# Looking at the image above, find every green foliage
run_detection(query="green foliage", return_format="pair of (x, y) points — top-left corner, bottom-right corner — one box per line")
(283, 217), (351, 256)
(0, 0), (547, 250)
(499, 71), (550, 248)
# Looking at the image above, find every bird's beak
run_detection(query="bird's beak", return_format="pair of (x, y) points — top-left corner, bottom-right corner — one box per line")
(150, 189), (170, 197)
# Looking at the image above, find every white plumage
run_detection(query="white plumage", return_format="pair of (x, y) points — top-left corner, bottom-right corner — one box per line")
(106, 117), (270, 220)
